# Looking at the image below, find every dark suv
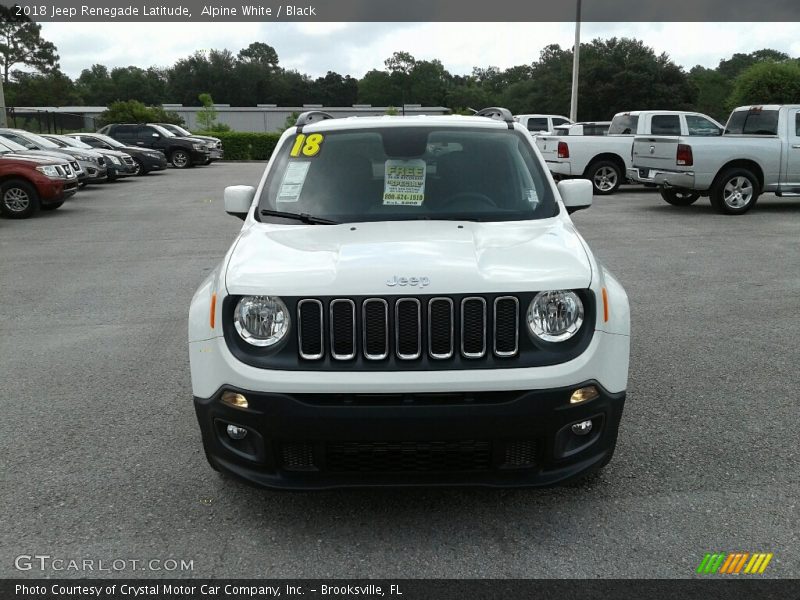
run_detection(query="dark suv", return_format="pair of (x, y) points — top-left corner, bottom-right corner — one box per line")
(97, 124), (210, 169)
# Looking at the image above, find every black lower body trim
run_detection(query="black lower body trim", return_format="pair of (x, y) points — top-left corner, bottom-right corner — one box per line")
(194, 383), (625, 489)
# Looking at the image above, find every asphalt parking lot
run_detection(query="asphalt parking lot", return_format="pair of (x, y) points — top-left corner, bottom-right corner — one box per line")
(1, 164), (798, 579)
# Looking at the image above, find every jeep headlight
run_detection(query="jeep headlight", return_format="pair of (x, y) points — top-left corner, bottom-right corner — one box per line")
(36, 165), (61, 178)
(234, 296), (290, 347)
(192, 143), (204, 151)
(107, 155), (121, 165)
(526, 291), (584, 342)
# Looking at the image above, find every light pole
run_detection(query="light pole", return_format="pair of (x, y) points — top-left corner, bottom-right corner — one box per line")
(0, 76), (6, 127)
(569, 0), (581, 122)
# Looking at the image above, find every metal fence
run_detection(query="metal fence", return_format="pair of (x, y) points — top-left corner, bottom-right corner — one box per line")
(3, 107), (97, 133)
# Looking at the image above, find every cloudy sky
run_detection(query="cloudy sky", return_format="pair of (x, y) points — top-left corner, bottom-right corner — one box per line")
(42, 22), (800, 79)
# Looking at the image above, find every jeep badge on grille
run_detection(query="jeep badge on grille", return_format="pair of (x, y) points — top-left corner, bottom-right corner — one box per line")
(386, 275), (430, 288)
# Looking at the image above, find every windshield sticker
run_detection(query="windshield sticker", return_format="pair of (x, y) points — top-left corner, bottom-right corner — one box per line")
(277, 161), (311, 203)
(289, 133), (324, 158)
(525, 187), (540, 208)
(383, 159), (426, 206)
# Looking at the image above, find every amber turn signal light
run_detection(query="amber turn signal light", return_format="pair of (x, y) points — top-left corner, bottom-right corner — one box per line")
(221, 391), (248, 409)
(570, 385), (599, 404)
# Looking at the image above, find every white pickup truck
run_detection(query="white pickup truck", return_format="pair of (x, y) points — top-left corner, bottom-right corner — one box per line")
(515, 114), (573, 135)
(629, 105), (800, 214)
(536, 111), (724, 195)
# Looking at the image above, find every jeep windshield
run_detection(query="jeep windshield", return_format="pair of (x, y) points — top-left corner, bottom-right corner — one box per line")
(256, 126), (558, 223)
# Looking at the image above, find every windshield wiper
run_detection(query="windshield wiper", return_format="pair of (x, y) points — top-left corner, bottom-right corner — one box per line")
(260, 209), (338, 225)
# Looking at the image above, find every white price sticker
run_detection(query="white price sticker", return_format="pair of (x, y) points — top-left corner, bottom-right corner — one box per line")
(277, 161), (311, 203)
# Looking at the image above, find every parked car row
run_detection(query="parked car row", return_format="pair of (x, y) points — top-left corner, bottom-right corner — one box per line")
(97, 123), (224, 168)
(0, 123), (225, 219)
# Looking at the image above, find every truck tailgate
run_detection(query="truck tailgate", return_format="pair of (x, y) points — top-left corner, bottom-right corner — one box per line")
(535, 135), (561, 162)
(632, 136), (682, 173)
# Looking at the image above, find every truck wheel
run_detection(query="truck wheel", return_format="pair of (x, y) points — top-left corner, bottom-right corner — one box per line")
(660, 188), (700, 206)
(41, 201), (64, 211)
(710, 168), (759, 215)
(170, 149), (191, 169)
(1, 179), (40, 219)
(586, 160), (622, 195)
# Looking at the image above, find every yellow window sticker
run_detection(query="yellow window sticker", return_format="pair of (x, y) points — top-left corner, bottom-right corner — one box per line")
(277, 161), (311, 203)
(383, 159), (426, 206)
(289, 133), (324, 157)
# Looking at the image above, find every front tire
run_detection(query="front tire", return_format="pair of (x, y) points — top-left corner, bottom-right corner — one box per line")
(586, 160), (622, 195)
(132, 159), (146, 176)
(660, 188), (700, 206)
(170, 149), (191, 169)
(710, 168), (759, 215)
(1, 179), (40, 219)
(41, 201), (64, 211)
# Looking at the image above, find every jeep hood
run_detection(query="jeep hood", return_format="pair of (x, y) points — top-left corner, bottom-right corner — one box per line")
(225, 219), (593, 296)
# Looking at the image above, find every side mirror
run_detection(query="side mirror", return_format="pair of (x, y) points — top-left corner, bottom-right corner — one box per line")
(558, 179), (593, 214)
(151, 133), (160, 138)
(224, 185), (256, 220)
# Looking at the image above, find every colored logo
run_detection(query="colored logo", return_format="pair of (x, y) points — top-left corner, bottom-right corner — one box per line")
(697, 552), (773, 575)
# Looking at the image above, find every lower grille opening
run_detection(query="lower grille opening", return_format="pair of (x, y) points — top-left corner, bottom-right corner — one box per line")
(502, 440), (537, 469)
(282, 443), (317, 471)
(326, 440), (492, 473)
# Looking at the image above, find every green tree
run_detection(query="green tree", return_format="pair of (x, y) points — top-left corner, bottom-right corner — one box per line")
(283, 111), (300, 128)
(4, 69), (81, 106)
(727, 61), (800, 109)
(688, 66), (731, 122)
(502, 38), (694, 120)
(309, 71), (358, 106)
(109, 66), (166, 105)
(167, 49), (238, 106)
(196, 92), (218, 130)
(237, 42), (279, 70)
(76, 64), (115, 105)
(97, 99), (184, 127)
(408, 59), (451, 105)
(0, 6), (59, 84)
(384, 51), (416, 75)
(358, 69), (399, 106)
(717, 49), (791, 80)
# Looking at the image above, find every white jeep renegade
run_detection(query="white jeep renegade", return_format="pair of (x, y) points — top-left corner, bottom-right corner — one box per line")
(188, 108), (630, 489)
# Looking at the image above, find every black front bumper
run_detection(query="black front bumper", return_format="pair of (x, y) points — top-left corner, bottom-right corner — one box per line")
(107, 163), (134, 179)
(189, 149), (211, 164)
(140, 154), (167, 171)
(194, 383), (625, 489)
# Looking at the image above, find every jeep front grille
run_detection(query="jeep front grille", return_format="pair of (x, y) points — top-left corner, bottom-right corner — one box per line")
(297, 295), (519, 362)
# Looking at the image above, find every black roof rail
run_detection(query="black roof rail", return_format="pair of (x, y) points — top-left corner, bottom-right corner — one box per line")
(475, 107), (514, 129)
(296, 111), (334, 132)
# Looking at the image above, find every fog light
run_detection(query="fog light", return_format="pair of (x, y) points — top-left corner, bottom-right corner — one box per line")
(226, 425), (248, 440)
(221, 391), (248, 409)
(570, 385), (599, 404)
(571, 420), (593, 436)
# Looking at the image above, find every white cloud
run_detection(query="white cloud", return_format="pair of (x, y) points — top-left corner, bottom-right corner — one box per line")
(41, 21), (800, 79)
